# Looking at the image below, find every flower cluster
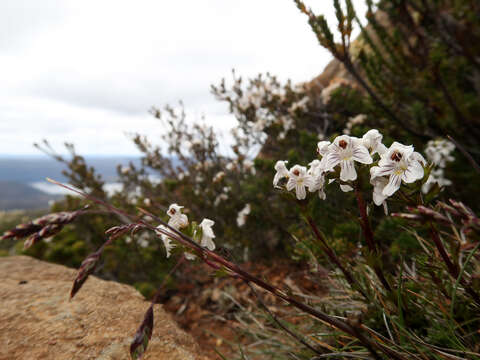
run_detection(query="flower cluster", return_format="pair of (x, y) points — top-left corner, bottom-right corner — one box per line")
(213, 73), (314, 141)
(155, 203), (216, 259)
(274, 129), (427, 208)
(422, 139), (455, 193)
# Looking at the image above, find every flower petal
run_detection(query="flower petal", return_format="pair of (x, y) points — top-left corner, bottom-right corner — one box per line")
(352, 145), (373, 164)
(324, 153), (341, 171)
(340, 160), (357, 181)
(383, 174), (402, 196)
(273, 173), (282, 186)
(402, 160), (424, 183)
(201, 237), (216, 251)
(318, 190), (326, 200)
(296, 184), (306, 200)
(340, 184), (353, 192)
(286, 178), (296, 191)
(371, 164), (394, 178)
(376, 143), (388, 156)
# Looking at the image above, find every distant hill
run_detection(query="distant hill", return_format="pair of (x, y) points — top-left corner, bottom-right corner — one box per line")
(0, 181), (62, 210)
(0, 156), (142, 183)
(0, 155), (180, 210)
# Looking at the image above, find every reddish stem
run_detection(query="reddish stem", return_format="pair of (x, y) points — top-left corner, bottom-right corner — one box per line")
(306, 216), (367, 299)
(355, 186), (392, 292)
(429, 225), (480, 305)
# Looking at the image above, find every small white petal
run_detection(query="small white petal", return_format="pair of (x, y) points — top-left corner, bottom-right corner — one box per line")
(340, 160), (357, 181)
(352, 146), (373, 164)
(371, 177), (389, 206)
(324, 152), (341, 171)
(296, 184), (307, 200)
(317, 141), (331, 156)
(318, 189), (326, 200)
(383, 174), (402, 196)
(402, 160), (424, 183)
(376, 143), (388, 156)
(411, 152), (427, 166)
(286, 178), (296, 191)
(185, 252), (197, 261)
(273, 173), (282, 186)
(340, 184), (354, 192)
(371, 164), (394, 178)
(303, 176), (315, 189)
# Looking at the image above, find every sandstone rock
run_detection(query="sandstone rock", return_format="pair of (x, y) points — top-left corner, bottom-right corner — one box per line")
(0, 256), (207, 360)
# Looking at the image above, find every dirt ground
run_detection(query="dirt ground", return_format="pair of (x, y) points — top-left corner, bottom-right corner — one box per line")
(161, 259), (329, 359)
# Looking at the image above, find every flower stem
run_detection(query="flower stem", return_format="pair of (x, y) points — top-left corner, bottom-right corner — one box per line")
(306, 215), (368, 299)
(354, 185), (392, 292)
(246, 281), (323, 356)
(429, 224), (480, 305)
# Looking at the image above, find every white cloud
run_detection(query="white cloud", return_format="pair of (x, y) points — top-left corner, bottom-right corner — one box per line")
(0, 0), (366, 155)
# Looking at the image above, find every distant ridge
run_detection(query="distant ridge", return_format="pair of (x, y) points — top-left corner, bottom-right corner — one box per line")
(0, 181), (61, 210)
(0, 156), (142, 183)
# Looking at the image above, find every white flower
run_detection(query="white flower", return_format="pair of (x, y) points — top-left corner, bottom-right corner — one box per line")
(167, 204), (189, 229)
(370, 142), (424, 196)
(155, 225), (176, 258)
(286, 165), (315, 200)
(317, 140), (331, 170)
(243, 159), (254, 168)
(308, 160), (326, 199)
(190, 139), (202, 148)
(425, 139), (455, 168)
(143, 198), (151, 206)
(321, 81), (343, 103)
(410, 152), (427, 166)
(226, 162), (236, 171)
(370, 174), (389, 206)
(344, 114), (367, 135)
(362, 129), (387, 156)
(243, 159), (256, 175)
(213, 171), (225, 183)
(120, 166), (130, 175)
(422, 168), (452, 193)
(308, 159), (323, 175)
(199, 218), (216, 251)
(340, 184), (353, 192)
(252, 118), (267, 132)
(289, 96), (309, 113)
(317, 141), (331, 156)
(237, 203), (251, 227)
(238, 96), (251, 110)
(324, 135), (373, 181)
(184, 252), (197, 261)
(139, 238), (149, 248)
(214, 193), (228, 206)
(273, 160), (289, 187)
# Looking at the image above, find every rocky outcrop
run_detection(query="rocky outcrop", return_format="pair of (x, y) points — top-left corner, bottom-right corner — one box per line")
(306, 10), (392, 95)
(0, 256), (207, 360)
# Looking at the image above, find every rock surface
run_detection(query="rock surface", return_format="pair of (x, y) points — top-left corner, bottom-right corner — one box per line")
(0, 256), (207, 360)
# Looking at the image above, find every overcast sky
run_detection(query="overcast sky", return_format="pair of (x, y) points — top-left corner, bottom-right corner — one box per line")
(0, 0), (366, 156)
